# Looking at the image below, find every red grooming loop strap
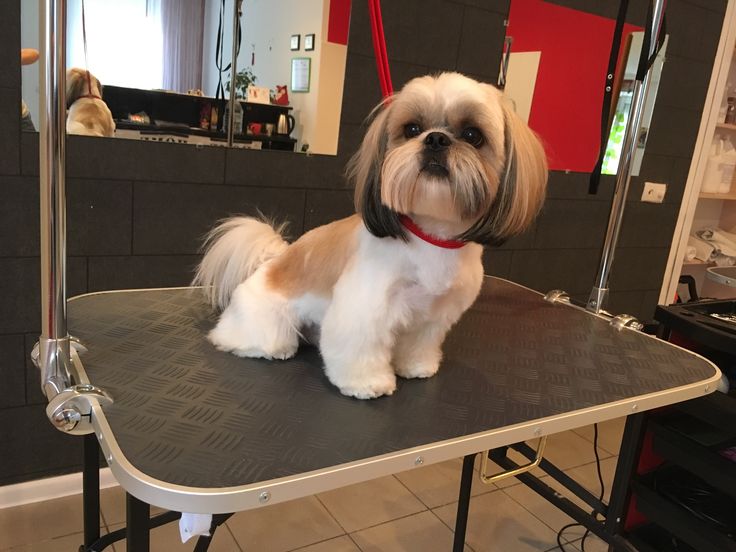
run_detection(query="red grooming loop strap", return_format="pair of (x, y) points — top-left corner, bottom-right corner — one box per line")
(368, 0), (393, 99)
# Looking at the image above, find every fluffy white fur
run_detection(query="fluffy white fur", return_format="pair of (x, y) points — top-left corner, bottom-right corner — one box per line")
(195, 73), (548, 399)
(66, 68), (115, 137)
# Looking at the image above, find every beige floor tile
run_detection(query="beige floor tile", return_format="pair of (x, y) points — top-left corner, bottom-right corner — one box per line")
(540, 430), (612, 470)
(0, 494), (104, 549)
(108, 519), (240, 552)
(503, 476), (589, 543)
(394, 459), (495, 509)
(573, 418), (626, 456)
(99, 485), (167, 526)
(294, 535), (361, 551)
(568, 533), (609, 552)
(565, 457), (618, 502)
(4, 531), (87, 552)
(502, 456), (618, 544)
(226, 496), (342, 552)
(350, 510), (471, 552)
(434, 489), (562, 552)
(317, 476), (425, 533)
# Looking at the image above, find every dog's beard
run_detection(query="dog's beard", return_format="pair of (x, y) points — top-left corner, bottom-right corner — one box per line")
(380, 141), (498, 223)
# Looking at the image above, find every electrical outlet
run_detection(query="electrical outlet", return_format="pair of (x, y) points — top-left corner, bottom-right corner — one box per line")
(642, 182), (666, 203)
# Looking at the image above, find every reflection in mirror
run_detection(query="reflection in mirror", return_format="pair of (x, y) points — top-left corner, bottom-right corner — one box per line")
(502, 0), (666, 176)
(602, 33), (668, 176)
(20, 0), (350, 155)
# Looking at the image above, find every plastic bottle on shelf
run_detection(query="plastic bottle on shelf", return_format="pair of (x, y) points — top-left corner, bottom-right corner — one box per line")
(702, 138), (723, 193)
(719, 136), (736, 193)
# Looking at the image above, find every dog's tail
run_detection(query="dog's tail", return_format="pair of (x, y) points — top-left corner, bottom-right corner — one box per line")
(193, 217), (288, 310)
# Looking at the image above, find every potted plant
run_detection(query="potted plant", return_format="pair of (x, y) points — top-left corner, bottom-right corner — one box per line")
(226, 67), (257, 99)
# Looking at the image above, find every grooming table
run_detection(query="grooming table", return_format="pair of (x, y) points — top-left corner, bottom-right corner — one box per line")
(67, 277), (719, 551)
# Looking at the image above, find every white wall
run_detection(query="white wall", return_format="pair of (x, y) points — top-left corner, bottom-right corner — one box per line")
(200, 0), (347, 153)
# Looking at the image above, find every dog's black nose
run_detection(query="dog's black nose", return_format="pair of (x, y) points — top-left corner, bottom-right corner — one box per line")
(424, 132), (451, 151)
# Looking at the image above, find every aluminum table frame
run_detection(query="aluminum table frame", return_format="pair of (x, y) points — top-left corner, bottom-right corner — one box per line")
(66, 278), (720, 551)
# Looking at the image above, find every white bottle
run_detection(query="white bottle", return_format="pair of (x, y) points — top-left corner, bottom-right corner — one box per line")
(718, 136), (736, 193)
(702, 138), (723, 193)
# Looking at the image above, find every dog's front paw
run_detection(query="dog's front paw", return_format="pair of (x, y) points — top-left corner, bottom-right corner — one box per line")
(333, 372), (397, 400)
(394, 357), (440, 379)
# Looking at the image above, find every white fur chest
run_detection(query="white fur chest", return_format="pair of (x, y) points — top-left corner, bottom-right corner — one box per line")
(359, 227), (482, 316)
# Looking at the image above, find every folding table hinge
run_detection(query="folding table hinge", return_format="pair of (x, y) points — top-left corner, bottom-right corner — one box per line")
(45, 383), (113, 435)
(609, 314), (643, 332)
(543, 290), (569, 304)
(479, 436), (547, 485)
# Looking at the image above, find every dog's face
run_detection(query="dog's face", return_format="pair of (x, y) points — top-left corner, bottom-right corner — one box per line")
(349, 73), (548, 245)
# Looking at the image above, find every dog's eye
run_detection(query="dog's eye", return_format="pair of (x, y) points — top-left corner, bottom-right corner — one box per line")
(461, 127), (484, 148)
(403, 123), (422, 139)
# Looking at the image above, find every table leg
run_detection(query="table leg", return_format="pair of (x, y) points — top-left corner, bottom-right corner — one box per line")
(83, 433), (100, 549)
(605, 413), (647, 548)
(453, 453), (476, 552)
(126, 493), (150, 552)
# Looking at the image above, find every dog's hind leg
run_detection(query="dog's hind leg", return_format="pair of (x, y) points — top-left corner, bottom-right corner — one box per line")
(208, 264), (299, 360)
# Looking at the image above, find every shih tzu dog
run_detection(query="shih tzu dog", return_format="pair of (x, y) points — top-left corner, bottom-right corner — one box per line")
(195, 72), (547, 399)
(66, 68), (115, 137)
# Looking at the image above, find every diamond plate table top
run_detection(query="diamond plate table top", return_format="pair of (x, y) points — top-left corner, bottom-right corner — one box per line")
(68, 278), (717, 491)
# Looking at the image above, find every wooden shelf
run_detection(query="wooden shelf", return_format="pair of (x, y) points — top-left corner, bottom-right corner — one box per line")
(683, 259), (715, 266)
(716, 122), (736, 130)
(699, 191), (736, 200)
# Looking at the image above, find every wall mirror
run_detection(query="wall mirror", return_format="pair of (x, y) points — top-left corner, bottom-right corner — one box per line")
(21, 0), (350, 155)
(503, 0), (666, 176)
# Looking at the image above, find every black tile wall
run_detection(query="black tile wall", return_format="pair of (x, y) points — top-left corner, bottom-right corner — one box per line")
(0, 405), (83, 486)
(87, 255), (200, 292)
(0, 87), (20, 176)
(0, 334), (26, 409)
(0, 0), (727, 484)
(132, 182), (306, 255)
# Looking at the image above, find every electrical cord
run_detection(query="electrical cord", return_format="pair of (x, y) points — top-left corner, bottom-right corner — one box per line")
(556, 423), (605, 551)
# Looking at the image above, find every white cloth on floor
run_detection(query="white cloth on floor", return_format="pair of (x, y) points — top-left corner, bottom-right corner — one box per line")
(179, 513), (212, 543)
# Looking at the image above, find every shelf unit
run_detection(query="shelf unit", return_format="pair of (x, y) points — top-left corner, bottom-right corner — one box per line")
(663, 10), (736, 303)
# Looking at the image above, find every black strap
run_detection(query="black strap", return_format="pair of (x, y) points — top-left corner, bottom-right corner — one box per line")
(588, 0), (629, 194)
(215, 0), (242, 102)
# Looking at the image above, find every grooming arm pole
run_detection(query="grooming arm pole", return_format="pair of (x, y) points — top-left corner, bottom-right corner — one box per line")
(587, 0), (666, 314)
(32, 0), (112, 434)
(33, 0), (73, 401)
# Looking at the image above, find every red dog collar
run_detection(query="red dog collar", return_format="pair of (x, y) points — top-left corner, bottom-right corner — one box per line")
(399, 215), (466, 249)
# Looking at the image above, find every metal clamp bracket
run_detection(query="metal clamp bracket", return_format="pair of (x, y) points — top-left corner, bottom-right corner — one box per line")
(544, 290), (570, 305)
(479, 437), (547, 485)
(609, 314), (643, 332)
(45, 383), (113, 435)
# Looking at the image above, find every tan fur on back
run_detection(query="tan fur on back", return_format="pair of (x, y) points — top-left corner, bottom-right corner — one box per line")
(267, 215), (361, 297)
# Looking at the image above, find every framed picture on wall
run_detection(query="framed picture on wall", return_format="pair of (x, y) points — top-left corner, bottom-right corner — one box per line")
(305, 34), (315, 51)
(290, 34), (300, 51)
(291, 58), (311, 93)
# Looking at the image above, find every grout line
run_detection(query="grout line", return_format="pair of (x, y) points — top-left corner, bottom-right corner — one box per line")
(391, 473), (431, 511)
(313, 494), (349, 535)
(221, 520), (245, 552)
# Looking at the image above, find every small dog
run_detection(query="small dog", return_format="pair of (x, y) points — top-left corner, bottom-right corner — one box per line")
(195, 73), (547, 399)
(66, 68), (115, 137)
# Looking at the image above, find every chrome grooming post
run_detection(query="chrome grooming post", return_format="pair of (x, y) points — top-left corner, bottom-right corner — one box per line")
(587, 0), (667, 314)
(33, 0), (111, 434)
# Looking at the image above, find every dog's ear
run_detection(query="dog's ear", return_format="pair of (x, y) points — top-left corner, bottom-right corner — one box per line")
(95, 76), (103, 98)
(460, 97), (547, 246)
(66, 69), (85, 107)
(347, 101), (406, 240)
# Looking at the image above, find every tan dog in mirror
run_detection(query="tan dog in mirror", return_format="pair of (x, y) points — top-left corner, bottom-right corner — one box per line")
(66, 68), (115, 137)
(195, 72), (548, 399)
